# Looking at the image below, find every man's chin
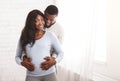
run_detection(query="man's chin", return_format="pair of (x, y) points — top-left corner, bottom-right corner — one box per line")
(45, 25), (52, 28)
(45, 22), (55, 28)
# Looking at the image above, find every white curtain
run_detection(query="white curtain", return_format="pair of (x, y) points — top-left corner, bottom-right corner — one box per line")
(55, 0), (97, 81)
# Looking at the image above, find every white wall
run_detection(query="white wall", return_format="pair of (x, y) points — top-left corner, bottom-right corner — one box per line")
(94, 0), (120, 80)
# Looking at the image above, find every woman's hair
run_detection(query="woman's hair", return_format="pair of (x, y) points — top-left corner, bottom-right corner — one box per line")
(20, 9), (45, 51)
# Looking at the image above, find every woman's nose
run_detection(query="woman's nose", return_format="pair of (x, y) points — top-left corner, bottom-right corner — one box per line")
(39, 21), (45, 26)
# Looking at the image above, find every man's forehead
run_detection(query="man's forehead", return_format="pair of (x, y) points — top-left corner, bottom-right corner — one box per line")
(45, 13), (56, 19)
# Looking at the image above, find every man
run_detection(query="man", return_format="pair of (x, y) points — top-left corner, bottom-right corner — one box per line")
(41, 5), (64, 70)
(44, 5), (64, 44)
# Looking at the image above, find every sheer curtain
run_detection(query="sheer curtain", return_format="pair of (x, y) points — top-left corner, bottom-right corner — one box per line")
(0, 0), (55, 81)
(55, 0), (97, 81)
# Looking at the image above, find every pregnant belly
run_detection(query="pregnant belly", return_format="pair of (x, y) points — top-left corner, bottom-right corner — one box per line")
(28, 59), (46, 75)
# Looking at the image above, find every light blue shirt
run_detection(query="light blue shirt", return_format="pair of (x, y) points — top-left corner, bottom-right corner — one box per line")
(15, 31), (64, 76)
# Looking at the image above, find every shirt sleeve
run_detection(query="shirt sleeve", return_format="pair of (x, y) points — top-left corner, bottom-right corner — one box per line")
(56, 24), (64, 45)
(15, 40), (23, 65)
(50, 32), (64, 63)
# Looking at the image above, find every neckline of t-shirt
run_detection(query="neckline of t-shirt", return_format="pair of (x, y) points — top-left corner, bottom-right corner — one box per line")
(35, 31), (47, 41)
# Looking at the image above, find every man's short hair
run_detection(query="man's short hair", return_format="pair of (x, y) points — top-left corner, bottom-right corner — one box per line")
(44, 5), (58, 15)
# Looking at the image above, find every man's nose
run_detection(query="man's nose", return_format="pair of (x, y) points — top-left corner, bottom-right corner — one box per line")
(46, 19), (51, 23)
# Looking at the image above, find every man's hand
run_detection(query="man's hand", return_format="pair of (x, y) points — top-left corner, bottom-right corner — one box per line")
(41, 56), (56, 70)
(21, 57), (35, 71)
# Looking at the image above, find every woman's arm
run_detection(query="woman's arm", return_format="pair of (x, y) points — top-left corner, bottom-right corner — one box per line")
(50, 32), (64, 63)
(15, 40), (23, 65)
(15, 40), (35, 71)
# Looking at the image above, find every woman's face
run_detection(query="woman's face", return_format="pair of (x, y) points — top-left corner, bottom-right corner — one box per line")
(35, 15), (45, 30)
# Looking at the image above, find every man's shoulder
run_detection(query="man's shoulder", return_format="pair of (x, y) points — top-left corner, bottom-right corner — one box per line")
(52, 22), (64, 31)
(53, 22), (61, 27)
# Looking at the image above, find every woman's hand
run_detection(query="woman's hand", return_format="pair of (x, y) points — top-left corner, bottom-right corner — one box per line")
(41, 56), (56, 70)
(21, 57), (35, 71)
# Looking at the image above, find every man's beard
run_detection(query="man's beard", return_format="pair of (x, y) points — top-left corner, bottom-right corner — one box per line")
(45, 24), (53, 28)
(45, 22), (56, 28)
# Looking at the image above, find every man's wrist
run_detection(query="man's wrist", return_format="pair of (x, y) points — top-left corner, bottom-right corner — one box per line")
(51, 57), (56, 65)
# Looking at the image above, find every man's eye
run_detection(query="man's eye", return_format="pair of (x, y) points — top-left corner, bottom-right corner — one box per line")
(45, 17), (48, 20)
(50, 19), (54, 21)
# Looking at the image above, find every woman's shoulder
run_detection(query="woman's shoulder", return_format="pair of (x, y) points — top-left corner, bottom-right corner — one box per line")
(46, 31), (57, 38)
(46, 31), (55, 36)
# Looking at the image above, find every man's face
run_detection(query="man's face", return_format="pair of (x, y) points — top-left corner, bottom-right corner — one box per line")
(45, 12), (57, 27)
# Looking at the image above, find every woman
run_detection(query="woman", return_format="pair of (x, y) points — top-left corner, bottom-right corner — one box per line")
(15, 9), (63, 81)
